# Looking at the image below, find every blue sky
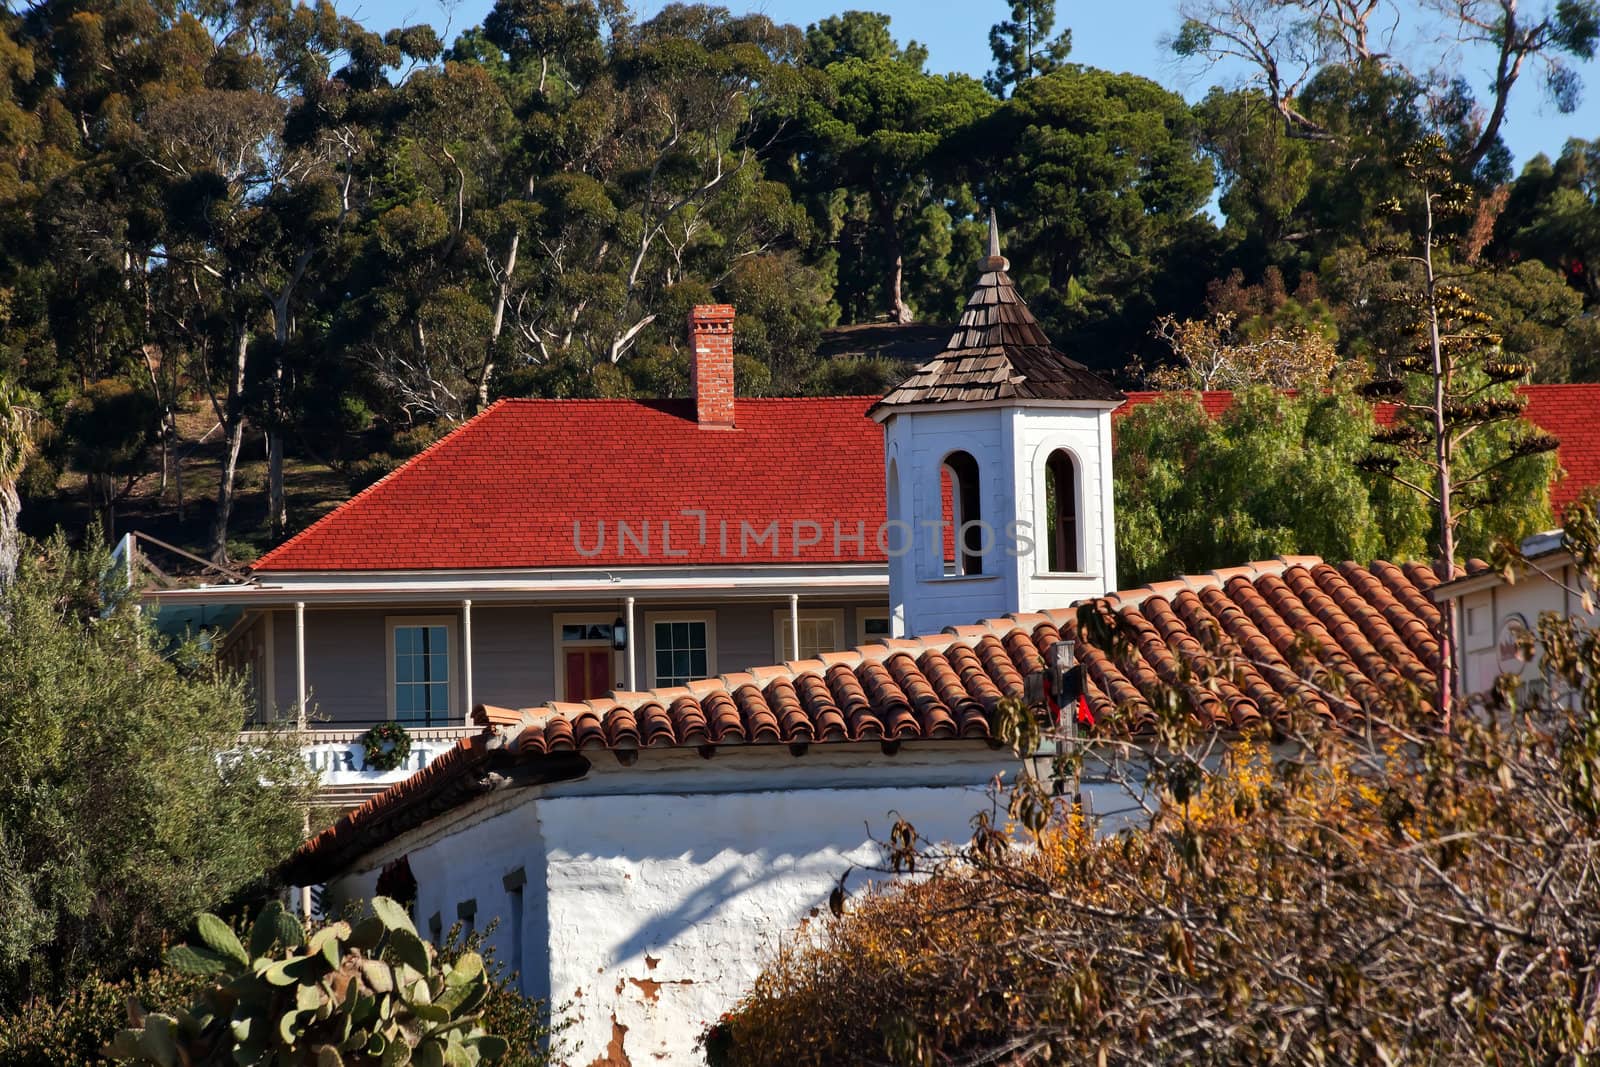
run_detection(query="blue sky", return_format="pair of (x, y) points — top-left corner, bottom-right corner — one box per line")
(346, 0), (1596, 173)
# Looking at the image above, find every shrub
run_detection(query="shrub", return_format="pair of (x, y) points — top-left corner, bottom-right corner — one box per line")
(0, 533), (314, 1008)
(712, 508), (1600, 1065)
(0, 968), (208, 1066)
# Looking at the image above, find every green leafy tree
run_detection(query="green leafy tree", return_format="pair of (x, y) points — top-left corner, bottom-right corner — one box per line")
(966, 67), (1217, 364)
(1115, 387), (1436, 587)
(1495, 137), (1600, 306)
(1172, 0), (1598, 173)
(62, 378), (159, 538)
(985, 0), (1072, 96)
(792, 56), (993, 325)
(804, 10), (927, 69)
(0, 533), (314, 1009)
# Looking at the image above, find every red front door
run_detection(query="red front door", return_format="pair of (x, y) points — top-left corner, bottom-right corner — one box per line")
(565, 648), (614, 702)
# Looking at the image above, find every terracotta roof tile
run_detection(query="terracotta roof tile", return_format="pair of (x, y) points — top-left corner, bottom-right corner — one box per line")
(252, 396), (886, 572)
(288, 556), (1455, 882)
(254, 386), (1599, 575)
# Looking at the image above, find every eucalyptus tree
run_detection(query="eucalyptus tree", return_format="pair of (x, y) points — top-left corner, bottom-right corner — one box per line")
(1171, 0), (1598, 172)
(470, 1), (825, 388)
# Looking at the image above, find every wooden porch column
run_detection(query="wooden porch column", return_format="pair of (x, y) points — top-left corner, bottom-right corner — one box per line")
(461, 598), (475, 721)
(789, 593), (800, 661)
(295, 601), (306, 731)
(625, 596), (637, 691)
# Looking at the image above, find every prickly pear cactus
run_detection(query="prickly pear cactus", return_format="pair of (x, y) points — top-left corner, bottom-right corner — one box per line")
(104, 896), (510, 1067)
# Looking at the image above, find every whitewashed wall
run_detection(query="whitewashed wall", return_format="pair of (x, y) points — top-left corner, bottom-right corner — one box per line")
(321, 746), (1029, 1066)
(883, 402), (1119, 637)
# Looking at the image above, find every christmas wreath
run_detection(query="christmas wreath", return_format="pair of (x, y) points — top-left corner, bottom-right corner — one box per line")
(360, 721), (412, 772)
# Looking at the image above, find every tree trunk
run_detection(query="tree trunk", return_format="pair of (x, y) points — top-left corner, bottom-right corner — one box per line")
(267, 433), (286, 541)
(871, 187), (913, 324)
(1423, 191), (1458, 724)
(482, 229), (520, 413)
(0, 479), (19, 586)
(209, 326), (250, 565)
(268, 294), (292, 542)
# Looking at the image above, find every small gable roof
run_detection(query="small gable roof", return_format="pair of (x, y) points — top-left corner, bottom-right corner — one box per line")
(284, 554), (1450, 884)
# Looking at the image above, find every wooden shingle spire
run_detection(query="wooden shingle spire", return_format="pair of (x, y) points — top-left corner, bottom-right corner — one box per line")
(870, 211), (1124, 416)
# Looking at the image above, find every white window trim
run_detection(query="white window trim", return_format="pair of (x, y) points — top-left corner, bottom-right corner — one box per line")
(772, 608), (847, 662)
(1030, 440), (1092, 577)
(385, 615), (460, 723)
(644, 611), (718, 687)
(856, 611), (893, 647)
(552, 612), (622, 703)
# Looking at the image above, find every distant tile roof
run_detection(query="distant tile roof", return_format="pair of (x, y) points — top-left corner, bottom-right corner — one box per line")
(252, 397), (885, 572)
(284, 555), (1449, 884)
(1120, 384), (1600, 510)
(871, 213), (1124, 414)
(250, 384), (1600, 575)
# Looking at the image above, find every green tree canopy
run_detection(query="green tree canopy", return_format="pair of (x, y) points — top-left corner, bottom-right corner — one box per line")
(1114, 385), (1554, 587)
(0, 534), (313, 1009)
(985, 0), (1071, 96)
(967, 66), (1217, 366)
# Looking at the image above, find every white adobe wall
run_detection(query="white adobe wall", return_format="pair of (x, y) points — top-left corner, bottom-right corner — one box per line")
(537, 784), (989, 1064)
(321, 746), (1064, 1066)
(883, 404), (1118, 637)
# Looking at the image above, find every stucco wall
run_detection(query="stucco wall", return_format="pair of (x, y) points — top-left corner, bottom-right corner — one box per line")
(1455, 563), (1593, 696)
(320, 747), (1034, 1065)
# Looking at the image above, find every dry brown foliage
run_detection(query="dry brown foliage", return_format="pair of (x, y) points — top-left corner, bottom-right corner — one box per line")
(712, 514), (1600, 1064)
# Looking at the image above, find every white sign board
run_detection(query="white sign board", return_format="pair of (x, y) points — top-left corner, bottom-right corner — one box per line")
(303, 740), (451, 786)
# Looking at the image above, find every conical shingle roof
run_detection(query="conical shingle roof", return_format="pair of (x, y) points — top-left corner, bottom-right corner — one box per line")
(870, 212), (1124, 416)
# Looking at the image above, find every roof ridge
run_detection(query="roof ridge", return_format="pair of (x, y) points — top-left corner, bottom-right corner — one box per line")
(251, 398), (514, 573)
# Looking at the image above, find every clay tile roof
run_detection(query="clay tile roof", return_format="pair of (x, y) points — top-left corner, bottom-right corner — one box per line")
(250, 395), (886, 572)
(285, 554), (1452, 884)
(252, 383), (1600, 575)
(871, 212), (1124, 414)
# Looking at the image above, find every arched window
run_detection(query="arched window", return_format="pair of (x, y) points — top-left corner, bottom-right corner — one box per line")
(940, 450), (982, 576)
(1045, 449), (1079, 572)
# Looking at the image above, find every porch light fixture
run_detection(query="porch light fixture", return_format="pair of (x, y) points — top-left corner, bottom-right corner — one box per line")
(612, 616), (628, 651)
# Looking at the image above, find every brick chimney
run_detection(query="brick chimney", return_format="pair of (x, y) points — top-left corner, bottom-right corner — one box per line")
(687, 304), (736, 429)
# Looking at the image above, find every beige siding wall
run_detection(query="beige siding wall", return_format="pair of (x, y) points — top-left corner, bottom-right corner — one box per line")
(251, 598), (888, 725)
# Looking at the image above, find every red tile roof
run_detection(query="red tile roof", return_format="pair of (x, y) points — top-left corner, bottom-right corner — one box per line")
(284, 555), (1448, 884)
(1119, 385), (1599, 510)
(253, 397), (887, 572)
(256, 385), (1600, 574)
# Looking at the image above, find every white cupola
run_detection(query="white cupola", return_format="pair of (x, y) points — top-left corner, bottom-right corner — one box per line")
(870, 212), (1125, 637)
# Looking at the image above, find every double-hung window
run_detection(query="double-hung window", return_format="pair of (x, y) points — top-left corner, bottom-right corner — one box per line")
(773, 609), (846, 661)
(391, 619), (452, 725)
(650, 615), (713, 687)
